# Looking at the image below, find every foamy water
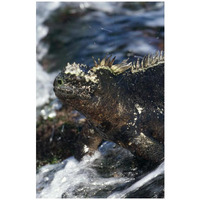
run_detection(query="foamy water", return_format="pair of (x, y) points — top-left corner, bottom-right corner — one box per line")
(37, 142), (164, 198)
(37, 153), (128, 198)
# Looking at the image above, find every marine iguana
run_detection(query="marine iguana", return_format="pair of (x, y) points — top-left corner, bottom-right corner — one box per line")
(53, 51), (164, 163)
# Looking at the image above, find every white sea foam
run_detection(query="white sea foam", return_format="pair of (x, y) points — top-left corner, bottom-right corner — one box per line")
(36, 151), (129, 198)
(37, 147), (164, 198)
(36, 63), (57, 107)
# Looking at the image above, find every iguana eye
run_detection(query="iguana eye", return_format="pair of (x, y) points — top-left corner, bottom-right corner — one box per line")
(57, 79), (63, 85)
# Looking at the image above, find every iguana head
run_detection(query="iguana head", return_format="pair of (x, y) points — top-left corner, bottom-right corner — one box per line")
(53, 55), (121, 120)
(53, 57), (114, 101)
(53, 62), (98, 100)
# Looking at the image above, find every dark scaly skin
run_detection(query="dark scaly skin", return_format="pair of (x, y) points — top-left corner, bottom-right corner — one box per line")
(53, 52), (164, 163)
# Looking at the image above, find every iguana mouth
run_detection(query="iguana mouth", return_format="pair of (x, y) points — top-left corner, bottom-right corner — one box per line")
(55, 87), (83, 101)
(54, 83), (73, 92)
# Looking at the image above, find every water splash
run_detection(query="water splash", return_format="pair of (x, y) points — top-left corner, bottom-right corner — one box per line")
(37, 151), (129, 198)
(37, 142), (164, 198)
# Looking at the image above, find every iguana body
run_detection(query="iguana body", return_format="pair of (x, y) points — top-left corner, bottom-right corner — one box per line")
(53, 51), (164, 163)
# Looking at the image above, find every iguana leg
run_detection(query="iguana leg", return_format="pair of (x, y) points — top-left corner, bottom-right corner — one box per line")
(126, 109), (164, 163)
(138, 111), (164, 144)
(74, 122), (102, 161)
(110, 113), (164, 163)
(126, 133), (164, 163)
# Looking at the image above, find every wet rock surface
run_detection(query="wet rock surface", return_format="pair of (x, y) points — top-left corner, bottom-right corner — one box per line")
(36, 140), (164, 198)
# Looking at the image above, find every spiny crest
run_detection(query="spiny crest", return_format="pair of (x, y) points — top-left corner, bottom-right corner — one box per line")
(131, 50), (164, 74)
(63, 51), (164, 77)
(91, 50), (164, 75)
(91, 54), (132, 75)
(92, 54), (116, 68)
